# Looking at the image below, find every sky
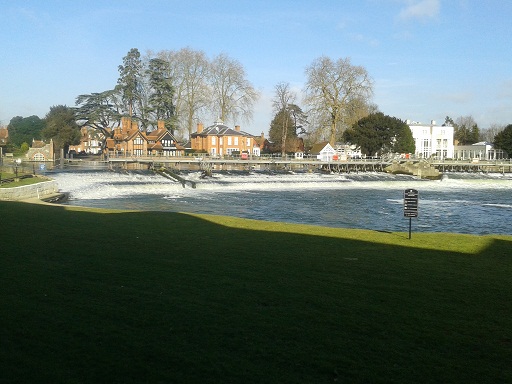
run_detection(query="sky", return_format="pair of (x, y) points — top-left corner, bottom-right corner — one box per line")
(1, 0), (511, 136)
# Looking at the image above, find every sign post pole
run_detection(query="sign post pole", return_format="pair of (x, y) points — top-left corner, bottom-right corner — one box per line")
(403, 189), (419, 239)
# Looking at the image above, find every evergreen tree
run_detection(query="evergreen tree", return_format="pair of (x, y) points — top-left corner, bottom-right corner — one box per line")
(42, 105), (80, 153)
(7, 115), (45, 147)
(146, 58), (176, 133)
(269, 108), (296, 151)
(493, 124), (512, 157)
(343, 112), (415, 156)
(117, 48), (143, 119)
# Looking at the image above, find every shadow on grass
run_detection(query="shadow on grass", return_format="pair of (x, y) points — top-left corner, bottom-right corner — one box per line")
(1, 201), (511, 384)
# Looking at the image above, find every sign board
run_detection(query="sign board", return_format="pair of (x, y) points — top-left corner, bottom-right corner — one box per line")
(39, 164), (46, 171)
(404, 188), (419, 217)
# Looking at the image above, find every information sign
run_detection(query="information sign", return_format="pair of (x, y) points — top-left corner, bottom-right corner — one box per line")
(404, 188), (419, 217)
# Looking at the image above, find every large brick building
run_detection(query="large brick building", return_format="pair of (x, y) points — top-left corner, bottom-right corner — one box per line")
(190, 120), (259, 157)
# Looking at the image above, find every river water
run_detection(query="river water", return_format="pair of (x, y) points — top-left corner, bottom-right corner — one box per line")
(48, 169), (512, 235)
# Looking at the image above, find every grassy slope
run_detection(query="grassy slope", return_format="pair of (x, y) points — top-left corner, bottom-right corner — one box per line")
(1, 201), (511, 383)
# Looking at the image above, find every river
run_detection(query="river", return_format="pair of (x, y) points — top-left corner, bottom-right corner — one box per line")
(48, 169), (512, 235)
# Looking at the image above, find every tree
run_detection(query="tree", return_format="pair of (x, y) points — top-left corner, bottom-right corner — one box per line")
(453, 115), (480, 145)
(209, 53), (259, 124)
(269, 109), (294, 151)
(117, 48), (143, 119)
(7, 115), (45, 147)
(303, 56), (373, 145)
(272, 82), (296, 156)
(493, 124), (512, 158)
(75, 90), (122, 148)
(343, 112), (415, 157)
(165, 48), (211, 138)
(480, 123), (505, 143)
(145, 58), (176, 133)
(42, 105), (80, 153)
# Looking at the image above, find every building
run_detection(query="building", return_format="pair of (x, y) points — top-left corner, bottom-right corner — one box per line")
(69, 127), (103, 155)
(310, 142), (335, 161)
(453, 142), (507, 161)
(333, 143), (362, 160)
(0, 127), (8, 146)
(407, 120), (454, 159)
(190, 120), (259, 157)
(26, 139), (55, 161)
(105, 117), (184, 157)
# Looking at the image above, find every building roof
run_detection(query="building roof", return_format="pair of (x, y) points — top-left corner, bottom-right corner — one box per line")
(310, 141), (332, 155)
(192, 119), (253, 137)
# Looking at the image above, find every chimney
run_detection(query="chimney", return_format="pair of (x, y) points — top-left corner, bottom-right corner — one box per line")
(235, 125), (241, 132)
(157, 120), (165, 130)
(197, 123), (204, 134)
(121, 116), (130, 132)
(431, 120), (436, 126)
(261, 132), (265, 140)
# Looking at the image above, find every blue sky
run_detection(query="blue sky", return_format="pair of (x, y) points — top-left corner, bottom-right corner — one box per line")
(1, 0), (511, 135)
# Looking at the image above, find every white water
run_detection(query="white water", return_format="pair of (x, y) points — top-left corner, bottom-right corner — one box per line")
(49, 170), (512, 235)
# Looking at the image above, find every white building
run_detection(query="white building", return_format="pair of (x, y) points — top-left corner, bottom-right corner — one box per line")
(311, 142), (335, 161)
(453, 142), (507, 161)
(407, 120), (454, 159)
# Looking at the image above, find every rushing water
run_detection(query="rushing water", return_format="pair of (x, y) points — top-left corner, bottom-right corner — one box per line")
(48, 169), (512, 235)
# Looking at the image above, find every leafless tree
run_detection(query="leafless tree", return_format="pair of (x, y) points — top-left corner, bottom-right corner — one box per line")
(152, 49), (210, 139)
(209, 53), (259, 125)
(480, 123), (505, 143)
(272, 82), (297, 156)
(303, 56), (373, 145)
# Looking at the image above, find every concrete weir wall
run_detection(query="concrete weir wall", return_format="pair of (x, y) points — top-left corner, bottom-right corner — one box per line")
(0, 181), (59, 201)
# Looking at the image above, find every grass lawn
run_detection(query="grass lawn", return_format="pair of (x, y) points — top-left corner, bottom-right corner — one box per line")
(1, 201), (511, 383)
(0, 171), (43, 188)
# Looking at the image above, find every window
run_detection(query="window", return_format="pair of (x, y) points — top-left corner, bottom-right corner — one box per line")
(246, 138), (251, 147)
(228, 137), (232, 145)
(134, 137), (143, 145)
(33, 153), (45, 161)
(212, 136), (216, 145)
(234, 137), (239, 145)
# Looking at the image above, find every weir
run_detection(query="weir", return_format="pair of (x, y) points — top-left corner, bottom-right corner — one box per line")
(63, 156), (512, 177)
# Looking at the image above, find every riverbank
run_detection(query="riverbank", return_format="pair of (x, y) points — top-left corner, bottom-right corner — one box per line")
(0, 178), (60, 201)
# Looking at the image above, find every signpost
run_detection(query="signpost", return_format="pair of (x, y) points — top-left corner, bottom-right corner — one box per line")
(404, 188), (419, 239)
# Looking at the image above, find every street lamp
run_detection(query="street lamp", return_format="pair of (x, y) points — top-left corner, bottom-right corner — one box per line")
(14, 158), (21, 180)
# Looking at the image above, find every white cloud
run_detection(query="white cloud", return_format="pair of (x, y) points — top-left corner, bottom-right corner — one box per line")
(398, 0), (440, 21)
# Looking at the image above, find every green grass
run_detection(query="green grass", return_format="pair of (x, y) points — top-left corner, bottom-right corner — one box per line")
(0, 171), (43, 188)
(1, 201), (511, 383)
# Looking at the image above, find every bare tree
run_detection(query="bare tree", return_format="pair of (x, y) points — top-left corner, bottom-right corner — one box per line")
(153, 48), (210, 139)
(303, 56), (373, 145)
(209, 53), (259, 125)
(177, 48), (211, 138)
(480, 123), (505, 143)
(272, 82), (296, 156)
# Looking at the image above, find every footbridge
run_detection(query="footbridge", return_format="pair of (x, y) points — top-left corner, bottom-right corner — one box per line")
(64, 155), (512, 176)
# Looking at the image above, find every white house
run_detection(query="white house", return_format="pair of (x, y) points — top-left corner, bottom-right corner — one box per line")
(407, 120), (454, 159)
(311, 142), (335, 161)
(334, 143), (362, 160)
